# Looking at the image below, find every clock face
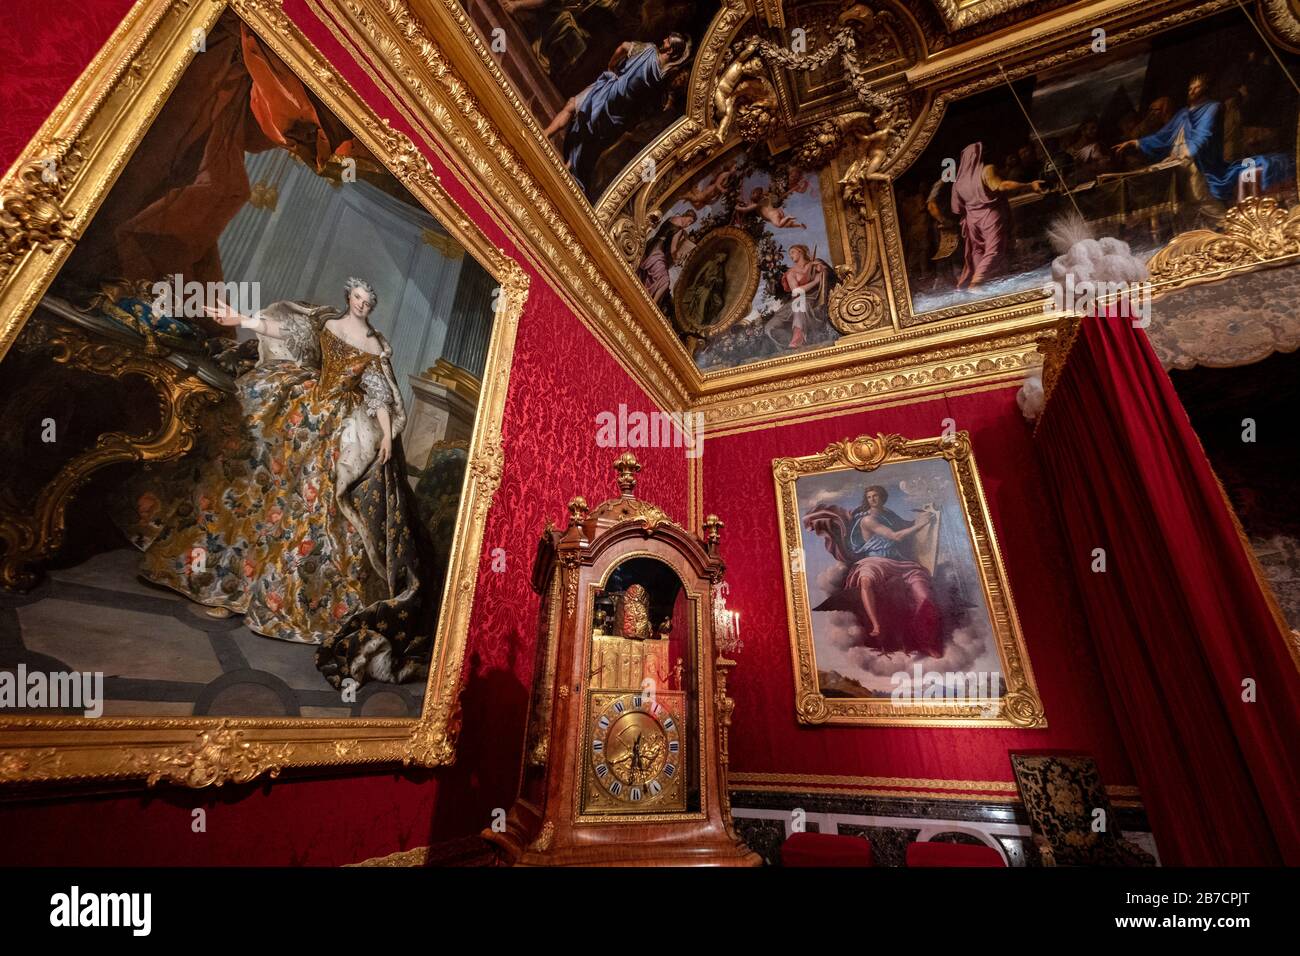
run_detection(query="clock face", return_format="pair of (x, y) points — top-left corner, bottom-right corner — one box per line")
(589, 693), (683, 807)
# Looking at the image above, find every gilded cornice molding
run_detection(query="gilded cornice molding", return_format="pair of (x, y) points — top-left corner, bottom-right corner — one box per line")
(695, 329), (1046, 427)
(905, 0), (1216, 88)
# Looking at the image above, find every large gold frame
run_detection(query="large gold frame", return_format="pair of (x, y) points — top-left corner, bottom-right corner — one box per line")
(772, 432), (1046, 727)
(0, 0), (530, 786)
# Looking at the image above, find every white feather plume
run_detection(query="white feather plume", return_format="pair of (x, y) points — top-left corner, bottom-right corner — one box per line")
(1046, 212), (1095, 256)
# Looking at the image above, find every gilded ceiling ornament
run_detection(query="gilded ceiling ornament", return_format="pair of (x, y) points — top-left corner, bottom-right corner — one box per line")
(609, 216), (643, 266)
(791, 119), (846, 169)
(836, 113), (897, 209)
(929, 0), (1042, 32)
(712, 36), (767, 144)
(749, 3), (897, 118)
(1147, 197), (1300, 286)
(733, 94), (780, 142)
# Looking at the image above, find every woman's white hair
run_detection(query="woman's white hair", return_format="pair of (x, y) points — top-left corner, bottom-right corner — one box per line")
(344, 277), (378, 310)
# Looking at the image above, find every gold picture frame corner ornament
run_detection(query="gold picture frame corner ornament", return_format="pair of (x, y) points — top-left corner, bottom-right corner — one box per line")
(773, 432), (1045, 728)
(0, 0), (528, 787)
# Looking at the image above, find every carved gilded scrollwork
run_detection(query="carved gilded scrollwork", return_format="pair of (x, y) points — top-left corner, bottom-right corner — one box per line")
(0, 314), (224, 591)
(1147, 197), (1300, 286)
(0, 140), (84, 282)
(828, 270), (890, 334)
(117, 722), (295, 788)
(610, 216), (642, 267)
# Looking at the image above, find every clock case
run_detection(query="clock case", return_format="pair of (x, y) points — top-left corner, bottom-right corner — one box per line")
(484, 454), (759, 866)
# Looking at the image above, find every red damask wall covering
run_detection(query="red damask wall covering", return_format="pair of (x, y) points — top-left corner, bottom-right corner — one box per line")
(0, 0), (686, 864)
(0, 0), (137, 169)
(703, 385), (1137, 791)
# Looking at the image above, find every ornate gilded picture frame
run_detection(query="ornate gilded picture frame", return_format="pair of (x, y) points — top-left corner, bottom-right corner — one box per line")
(773, 433), (1045, 727)
(0, 0), (529, 787)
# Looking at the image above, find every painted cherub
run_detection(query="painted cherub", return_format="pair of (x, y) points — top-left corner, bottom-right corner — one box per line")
(681, 162), (740, 208)
(713, 36), (767, 144)
(737, 187), (805, 229)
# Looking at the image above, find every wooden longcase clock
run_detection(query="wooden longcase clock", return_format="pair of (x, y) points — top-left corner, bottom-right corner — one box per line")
(485, 454), (759, 866)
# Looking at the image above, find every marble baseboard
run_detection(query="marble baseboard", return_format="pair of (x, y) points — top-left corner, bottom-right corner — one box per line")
(731, 789), (1158, 867)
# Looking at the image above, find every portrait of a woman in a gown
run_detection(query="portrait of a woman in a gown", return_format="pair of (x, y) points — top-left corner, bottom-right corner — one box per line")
(116, 278), (431, 690)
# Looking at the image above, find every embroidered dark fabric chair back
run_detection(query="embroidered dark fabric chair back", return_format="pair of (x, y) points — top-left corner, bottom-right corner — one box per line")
(1010, 751), (1155, 866)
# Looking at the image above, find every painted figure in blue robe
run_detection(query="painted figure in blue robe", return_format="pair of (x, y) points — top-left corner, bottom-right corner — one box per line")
(1115, 74), (1295, 206)
(544, 33), (691, 198)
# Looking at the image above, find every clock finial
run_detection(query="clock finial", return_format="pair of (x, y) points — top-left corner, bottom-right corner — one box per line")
(703, 514), (724, 548)
(567, 496), (589, 528)
(614, 452), (641, 498)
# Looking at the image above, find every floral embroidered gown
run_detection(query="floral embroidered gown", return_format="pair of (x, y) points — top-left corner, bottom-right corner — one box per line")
(117, 302), (429, 688)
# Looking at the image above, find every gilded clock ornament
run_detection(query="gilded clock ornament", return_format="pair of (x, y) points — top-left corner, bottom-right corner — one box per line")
(586, 691), (685, 811)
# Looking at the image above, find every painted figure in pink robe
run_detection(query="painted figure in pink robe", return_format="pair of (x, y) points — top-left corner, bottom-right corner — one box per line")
(950, 141), (1045, 289)
(805, 485), (944, 657)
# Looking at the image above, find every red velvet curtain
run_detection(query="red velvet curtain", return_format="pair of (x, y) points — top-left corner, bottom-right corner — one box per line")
(64, 19), (353, 300)
(1036, 312), (1300, 865)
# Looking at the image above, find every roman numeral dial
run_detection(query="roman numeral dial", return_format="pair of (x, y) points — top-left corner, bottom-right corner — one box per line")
(588, 691), (685, 810)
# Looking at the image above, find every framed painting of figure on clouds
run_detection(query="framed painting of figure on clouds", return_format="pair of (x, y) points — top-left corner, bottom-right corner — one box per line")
(773, 433), (1045, 727)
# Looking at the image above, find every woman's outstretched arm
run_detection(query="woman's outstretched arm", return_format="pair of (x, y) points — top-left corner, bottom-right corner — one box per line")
(205, 301), (284, 338)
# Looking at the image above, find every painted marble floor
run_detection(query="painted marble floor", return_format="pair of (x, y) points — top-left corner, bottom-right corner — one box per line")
(0, 549), (425, 718)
